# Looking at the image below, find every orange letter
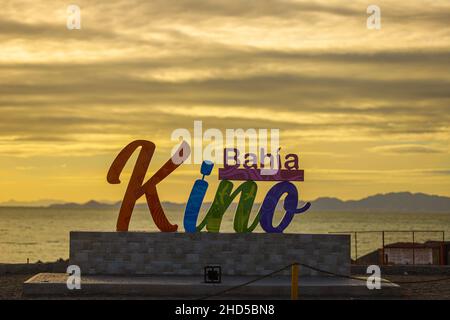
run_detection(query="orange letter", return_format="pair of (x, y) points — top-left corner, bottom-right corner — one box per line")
(107, 140), (191, 232)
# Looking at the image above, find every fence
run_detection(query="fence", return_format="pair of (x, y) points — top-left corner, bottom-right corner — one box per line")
(331, 230), (446, 265)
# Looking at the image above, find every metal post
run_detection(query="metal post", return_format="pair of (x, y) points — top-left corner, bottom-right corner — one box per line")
(441, 231), (445, 265)
(381, 231), (385, 265)
(291, 263), (299, 300)
(412, 231), (415, 265)
(354, 232), (358, 264)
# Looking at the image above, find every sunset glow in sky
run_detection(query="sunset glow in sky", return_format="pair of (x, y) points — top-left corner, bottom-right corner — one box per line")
(0, 0), (449, 203)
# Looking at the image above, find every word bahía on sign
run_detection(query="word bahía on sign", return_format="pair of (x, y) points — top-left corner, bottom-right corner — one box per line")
(219, 147), (303, 181)
(107, 140), (310, 234)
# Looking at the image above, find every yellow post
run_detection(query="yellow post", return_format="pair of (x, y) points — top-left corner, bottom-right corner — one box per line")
(291, 263), (299, 300)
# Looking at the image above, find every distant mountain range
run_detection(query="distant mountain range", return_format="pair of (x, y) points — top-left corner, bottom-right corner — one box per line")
(0, 199), (67, 207)
(1, 192), (450, 213)
(310, 192), (450, 213)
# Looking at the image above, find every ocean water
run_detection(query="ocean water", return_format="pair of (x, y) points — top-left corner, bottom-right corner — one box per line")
(0, 207), (449, 263)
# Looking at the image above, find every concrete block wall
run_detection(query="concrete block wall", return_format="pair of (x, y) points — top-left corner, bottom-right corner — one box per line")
(0, 261), (68, 275)
(70, 232), (350, 276)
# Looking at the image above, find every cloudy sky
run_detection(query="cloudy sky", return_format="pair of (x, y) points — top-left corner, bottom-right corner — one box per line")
(0, 0), (449, 203)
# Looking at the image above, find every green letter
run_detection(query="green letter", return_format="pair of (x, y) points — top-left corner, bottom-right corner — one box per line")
(197, 180), (259, 232)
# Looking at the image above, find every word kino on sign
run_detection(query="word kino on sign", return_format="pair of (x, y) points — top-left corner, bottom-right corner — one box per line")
(107, 140), (311, 234)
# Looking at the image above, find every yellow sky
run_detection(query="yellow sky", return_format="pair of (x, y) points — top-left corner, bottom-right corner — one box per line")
(0, 0), (449, 203)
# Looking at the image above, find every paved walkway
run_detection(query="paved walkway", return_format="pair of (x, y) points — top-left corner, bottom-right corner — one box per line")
(24, 273), (400, 299)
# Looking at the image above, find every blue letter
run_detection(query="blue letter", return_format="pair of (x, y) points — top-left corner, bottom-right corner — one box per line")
(183, 160), (214, 232)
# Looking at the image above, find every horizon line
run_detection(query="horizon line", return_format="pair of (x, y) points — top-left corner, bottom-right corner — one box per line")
(1, 191), (450, 207)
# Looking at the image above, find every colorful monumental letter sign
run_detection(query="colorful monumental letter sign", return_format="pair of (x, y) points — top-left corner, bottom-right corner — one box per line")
(107, 140), (310, 233)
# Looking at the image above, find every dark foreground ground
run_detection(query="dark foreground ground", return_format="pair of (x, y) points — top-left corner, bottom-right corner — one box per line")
(1, 274), (450, 300)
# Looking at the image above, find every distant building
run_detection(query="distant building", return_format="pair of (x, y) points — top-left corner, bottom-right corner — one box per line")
(383, 242), (442, 265)
(356, 241), (450, 265)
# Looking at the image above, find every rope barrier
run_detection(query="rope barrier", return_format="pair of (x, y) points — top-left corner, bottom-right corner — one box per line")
(198, 264), (292, 300)
(298, 263), (450, 284)
(199, 262), (450, 299)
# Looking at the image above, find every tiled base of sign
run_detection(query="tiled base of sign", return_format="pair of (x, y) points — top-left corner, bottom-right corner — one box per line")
(69, 232), (351, 277)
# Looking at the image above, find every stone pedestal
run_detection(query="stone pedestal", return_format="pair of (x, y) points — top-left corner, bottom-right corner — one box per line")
(70, 232), (351, 277)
